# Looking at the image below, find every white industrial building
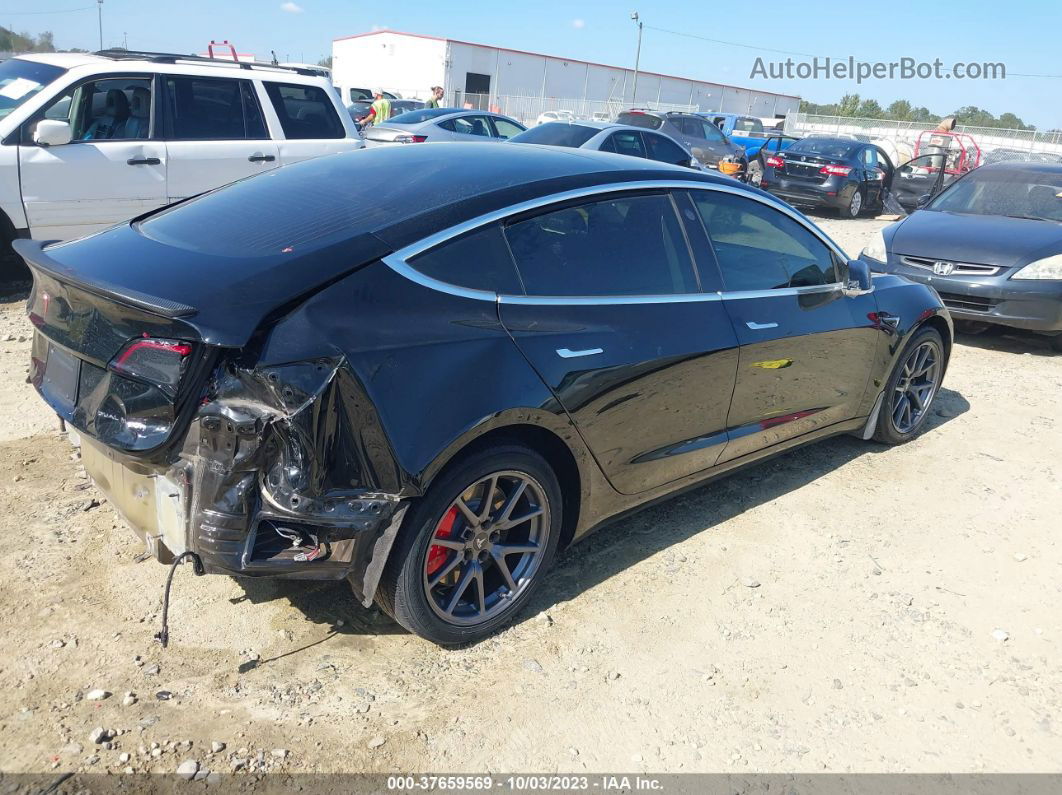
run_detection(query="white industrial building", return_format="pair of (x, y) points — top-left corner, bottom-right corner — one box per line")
(331, 30), (799, 124)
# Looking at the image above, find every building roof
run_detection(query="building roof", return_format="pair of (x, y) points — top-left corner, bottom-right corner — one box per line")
(333, 29), (799, 102)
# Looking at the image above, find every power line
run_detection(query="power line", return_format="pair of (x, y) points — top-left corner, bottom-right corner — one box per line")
(644, 24), (1062, 79)
(0, 6), (93, 13)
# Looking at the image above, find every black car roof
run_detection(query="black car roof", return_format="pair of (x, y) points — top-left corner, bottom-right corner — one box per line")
(35, 143), (745, 346)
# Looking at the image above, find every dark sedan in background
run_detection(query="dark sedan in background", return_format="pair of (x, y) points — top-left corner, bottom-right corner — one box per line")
(862, 162), (1062, 349)
(763, 136), (887, 217)
(18, 144), (951, 646)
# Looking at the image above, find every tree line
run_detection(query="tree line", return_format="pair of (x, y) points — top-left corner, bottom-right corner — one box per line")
(799, 94), (1035, 131)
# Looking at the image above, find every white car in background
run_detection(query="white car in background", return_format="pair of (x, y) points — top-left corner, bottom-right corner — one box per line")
(535, 110), (576, 126)
(0, 50), (363, 255)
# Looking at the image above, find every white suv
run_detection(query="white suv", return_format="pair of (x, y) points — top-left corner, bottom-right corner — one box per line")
(0, 50), (363, 251)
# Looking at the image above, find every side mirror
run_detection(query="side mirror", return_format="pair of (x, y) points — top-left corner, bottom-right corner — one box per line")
(916, 193), (932, 208)
(844, 259), (874, 295)
(34, 119), (73, 147)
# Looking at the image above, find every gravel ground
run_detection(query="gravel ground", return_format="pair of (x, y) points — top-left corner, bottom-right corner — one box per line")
(0, 214), (1060, 778)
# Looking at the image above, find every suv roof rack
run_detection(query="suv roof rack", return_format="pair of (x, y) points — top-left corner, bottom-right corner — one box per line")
(93, 49), (321, 77)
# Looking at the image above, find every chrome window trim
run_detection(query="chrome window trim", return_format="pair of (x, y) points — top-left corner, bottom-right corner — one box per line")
(382, 179), (850, 304)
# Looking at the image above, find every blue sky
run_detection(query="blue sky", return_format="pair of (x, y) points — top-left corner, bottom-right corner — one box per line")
(10, 0), (1061, 128)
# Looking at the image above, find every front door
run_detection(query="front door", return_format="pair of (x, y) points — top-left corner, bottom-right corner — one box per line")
(684, 188), (878, 462)
(160, 75), (280, 202)
(498, 190), (740, 495)
(18, 74), (167, 240)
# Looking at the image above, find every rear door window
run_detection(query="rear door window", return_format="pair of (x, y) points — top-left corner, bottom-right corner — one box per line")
(163, 76), (265, 140)
(408, 223), (523, 294)
(691, 191), (837, 290)
(263, 81), (345, 139)
(504, 193), (698, 296)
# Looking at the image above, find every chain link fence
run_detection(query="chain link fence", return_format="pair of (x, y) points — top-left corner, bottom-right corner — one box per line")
(785, 113), (1062, 163)
(453, 92), (697, 127)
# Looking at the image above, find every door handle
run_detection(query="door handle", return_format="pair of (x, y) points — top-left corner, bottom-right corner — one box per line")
(248, 154), (276, 162)
(556, 347), (603, 359)
(127, 157), (161, 166)
(746, 321), (779, 330)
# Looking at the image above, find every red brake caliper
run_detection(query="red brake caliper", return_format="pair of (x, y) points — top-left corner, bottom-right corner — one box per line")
(426, 506), (459, 577)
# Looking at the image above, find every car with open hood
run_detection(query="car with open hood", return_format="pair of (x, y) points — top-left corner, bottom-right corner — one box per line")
(19, 143), (952, 645)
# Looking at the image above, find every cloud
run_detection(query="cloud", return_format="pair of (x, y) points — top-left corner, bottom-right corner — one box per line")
(572, 19), (586, 29)
(280, 1), (304, 13)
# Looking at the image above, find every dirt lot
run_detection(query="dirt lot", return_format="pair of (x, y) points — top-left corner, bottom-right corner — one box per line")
(0, 215), (1060, 779)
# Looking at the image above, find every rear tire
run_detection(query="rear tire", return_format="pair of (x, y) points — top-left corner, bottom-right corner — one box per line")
(375, 444), (562, 646)
(1049, 334), (1062, 353)
(872, 326), (945, 445)
(843, 187), (864, 218)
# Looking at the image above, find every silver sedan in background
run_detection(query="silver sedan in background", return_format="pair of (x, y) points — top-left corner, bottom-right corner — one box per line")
(362, 108), (527, 146)
(507, 121), (705, 170)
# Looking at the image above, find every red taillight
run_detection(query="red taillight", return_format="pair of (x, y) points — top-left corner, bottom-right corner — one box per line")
(820, 164), (852, 176)
(109, 336), (193, 399)
(766, 155), (785, 168)
(395, 134), (428, 143)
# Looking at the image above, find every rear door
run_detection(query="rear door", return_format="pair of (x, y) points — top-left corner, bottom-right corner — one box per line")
(498, 190), (740, 495)
(260, 80), (352, 165)
(685, 188), (877, 461)
(160, 74), (279, 202)
(18, 74), (167, 240)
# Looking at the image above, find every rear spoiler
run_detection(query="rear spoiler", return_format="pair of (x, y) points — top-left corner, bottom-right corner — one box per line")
(13, 239), (197, 318)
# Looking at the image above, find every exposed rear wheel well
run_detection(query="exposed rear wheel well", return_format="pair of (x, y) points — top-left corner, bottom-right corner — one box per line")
(429, 424), (582, 551)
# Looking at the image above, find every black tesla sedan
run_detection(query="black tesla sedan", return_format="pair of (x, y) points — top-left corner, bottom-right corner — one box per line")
(762, 136), (887, 217)
(862, 162), (1062, 350)
(17, 144), (951, 646)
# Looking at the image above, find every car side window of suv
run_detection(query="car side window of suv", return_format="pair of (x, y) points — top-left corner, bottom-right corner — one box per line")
(504, 193), (698, 297)
(263, 81), (345, 139)
(699, 119), (726, 142)
(33, 77), (154, 142)
(407, 223), (523, 294)
(691, 190), (837, 291)
(163, 76), (266, 140)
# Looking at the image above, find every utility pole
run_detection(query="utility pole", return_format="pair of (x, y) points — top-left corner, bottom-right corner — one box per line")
(96, 0), (103, 50)
(630, 11), (643, 105)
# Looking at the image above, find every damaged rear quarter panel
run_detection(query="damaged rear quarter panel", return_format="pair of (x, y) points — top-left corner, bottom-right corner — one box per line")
(192, 261), (594, 604)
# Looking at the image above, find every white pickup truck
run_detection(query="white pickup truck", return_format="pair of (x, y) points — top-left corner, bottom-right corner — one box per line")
(0, 49), (363, 255)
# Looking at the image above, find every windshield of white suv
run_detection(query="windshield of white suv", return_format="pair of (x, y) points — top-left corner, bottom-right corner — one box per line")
(0, 59), (66, 121)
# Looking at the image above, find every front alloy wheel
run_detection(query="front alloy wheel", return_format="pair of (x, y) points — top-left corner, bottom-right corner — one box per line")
(375, 445), (562, 646)
(873, 326), (945, 444)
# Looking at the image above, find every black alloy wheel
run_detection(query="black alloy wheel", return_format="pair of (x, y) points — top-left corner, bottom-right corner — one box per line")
(375, 445), (562, 646)
(874, 326), (945, 444)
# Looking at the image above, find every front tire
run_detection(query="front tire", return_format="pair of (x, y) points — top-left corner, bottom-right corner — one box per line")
(873, 326), (945, 445)
(375, 445), (562, 646)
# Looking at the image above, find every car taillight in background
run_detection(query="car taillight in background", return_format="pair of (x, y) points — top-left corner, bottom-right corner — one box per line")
(820, 164), (852, 176)
(109, 336), (193, 400)
(394, 134), (428, 143)
(766, 155), (785, 168)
